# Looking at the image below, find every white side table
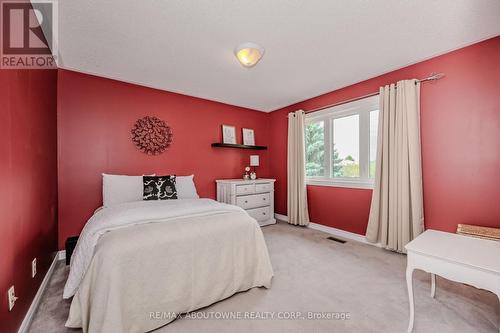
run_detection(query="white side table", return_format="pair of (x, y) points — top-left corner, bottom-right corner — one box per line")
(405, 230), (500, 333)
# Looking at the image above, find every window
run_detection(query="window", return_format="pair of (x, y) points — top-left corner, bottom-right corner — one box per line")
(305, 95), (379, 189)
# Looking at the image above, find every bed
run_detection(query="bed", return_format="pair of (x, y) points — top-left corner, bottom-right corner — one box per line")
(63, 198), (274, 333)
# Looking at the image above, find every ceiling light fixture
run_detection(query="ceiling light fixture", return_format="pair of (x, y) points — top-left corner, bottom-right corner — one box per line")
(234, 42), (264, 68)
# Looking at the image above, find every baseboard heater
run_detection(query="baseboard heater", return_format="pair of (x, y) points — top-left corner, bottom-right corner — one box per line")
(327, 236), (346, 244)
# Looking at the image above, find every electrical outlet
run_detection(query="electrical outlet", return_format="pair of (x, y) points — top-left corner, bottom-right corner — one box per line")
(8, 286), (18, 311)
(32, 258), (37, 278)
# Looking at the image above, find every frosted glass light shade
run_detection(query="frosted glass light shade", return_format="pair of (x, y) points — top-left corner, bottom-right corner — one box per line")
(235, 42), (264, 68)
(250, 155), (260, 166)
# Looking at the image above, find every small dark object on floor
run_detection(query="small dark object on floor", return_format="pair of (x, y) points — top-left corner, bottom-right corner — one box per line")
(327, 236), (346, 244)
(65, 236), (79, 265)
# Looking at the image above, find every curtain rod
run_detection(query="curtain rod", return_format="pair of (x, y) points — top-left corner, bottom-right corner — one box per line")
(302, 72), (445, 115)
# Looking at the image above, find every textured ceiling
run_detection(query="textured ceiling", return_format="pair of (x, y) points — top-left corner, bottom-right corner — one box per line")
(55, 0), (500, 111)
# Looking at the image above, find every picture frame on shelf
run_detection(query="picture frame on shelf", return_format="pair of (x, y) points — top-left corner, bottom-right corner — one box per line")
(222, 125), (236, 144)
(242, 128), (255, 146)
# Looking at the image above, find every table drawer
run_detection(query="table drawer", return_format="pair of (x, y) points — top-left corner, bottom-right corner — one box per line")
(255, 183), (273, 193)
(247, 206), (271, 222)
(236, 184), (255, 195)
(236, 193), (270, 209)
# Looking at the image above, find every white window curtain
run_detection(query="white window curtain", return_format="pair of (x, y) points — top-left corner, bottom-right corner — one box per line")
(287, 110), (310, 226)
(365, 80), (424, 252)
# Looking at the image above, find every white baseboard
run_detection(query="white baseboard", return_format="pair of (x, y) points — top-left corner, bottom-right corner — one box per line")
(308, 222), (375, 245)
(274, 213), (381, 247)
(18, 251), (65, 333)
(58, 250), (66, 261)
(274, 213), (288, 222)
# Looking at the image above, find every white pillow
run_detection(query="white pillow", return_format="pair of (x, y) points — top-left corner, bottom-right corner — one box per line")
(176, 175), (199, 199)
(102, 174), (154, 207)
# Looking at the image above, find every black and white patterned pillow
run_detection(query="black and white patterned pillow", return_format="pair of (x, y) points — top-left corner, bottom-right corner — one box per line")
(143, 175), (177, 200)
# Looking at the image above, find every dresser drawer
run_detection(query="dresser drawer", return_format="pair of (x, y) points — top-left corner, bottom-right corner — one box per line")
(236, 184), (255, 195)
(247, 206), (271, 222)
(255, 182), (273, 193)
(236, 193), (270, 209)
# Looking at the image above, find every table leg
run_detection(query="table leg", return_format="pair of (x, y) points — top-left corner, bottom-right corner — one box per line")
(431, 273), (436, 298)
(406, 267), (415, 333)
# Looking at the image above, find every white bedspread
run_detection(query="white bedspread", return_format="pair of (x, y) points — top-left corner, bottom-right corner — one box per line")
(64, 199), (273, 333)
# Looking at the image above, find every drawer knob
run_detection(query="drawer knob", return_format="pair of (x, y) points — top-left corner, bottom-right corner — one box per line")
(262, 212), (266, 215)
(263, 198), (266, 201)
(245, 200), (248, 203)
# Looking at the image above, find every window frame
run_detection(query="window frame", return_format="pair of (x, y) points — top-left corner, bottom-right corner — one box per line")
(305, 95), (379, 189)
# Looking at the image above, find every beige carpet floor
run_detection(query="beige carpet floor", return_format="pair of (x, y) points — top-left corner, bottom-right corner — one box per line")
(29, 222), (499, 333)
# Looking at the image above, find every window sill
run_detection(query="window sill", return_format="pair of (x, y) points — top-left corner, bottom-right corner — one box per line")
(306, 178), (374, 190)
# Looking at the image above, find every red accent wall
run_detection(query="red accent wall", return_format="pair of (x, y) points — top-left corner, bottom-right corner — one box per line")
(57, 69), (271, 248)
(269, 36), (500, 235)
(0, 69), (58, 333)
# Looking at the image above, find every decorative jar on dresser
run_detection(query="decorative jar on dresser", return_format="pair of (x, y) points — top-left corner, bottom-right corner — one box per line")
(216, 179), (276, 227)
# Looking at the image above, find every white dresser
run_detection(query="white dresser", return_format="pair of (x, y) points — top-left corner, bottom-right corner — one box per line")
(216, 179), (276, 227)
